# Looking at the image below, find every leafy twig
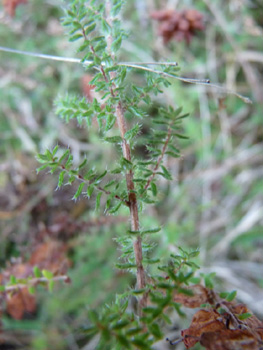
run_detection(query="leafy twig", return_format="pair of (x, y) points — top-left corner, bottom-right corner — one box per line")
(144, 127), (172, 191)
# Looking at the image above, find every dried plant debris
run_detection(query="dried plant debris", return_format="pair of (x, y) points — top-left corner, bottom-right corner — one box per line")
(169, 284), (263, 349)
(151, 8), (205, 44)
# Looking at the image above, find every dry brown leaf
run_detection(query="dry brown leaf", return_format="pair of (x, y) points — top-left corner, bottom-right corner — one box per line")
(174, 284), (215, 308)
(6, 289), (36, 320)
(181, 309), (226, 348)
(151, 8), (205, 44)
(29, 240), (70, 274)
(200, 329), (263, 350)
(0, 239), (70, 320)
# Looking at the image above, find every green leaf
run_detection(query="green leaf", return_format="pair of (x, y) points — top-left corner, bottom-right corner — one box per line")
(120, 157), (133, 170)
(95, 192), (102, 211)
(36, 153), (49, 164)
(124, 124), (140, 141)
(111, 36), (122, 53)
(52, 145), (59, 156)
(78, 158), (87, 169)
(58, 170), (66, 188)
(165, 151), (180, 158)
(126, 327), (142, 336)
(219, 292), (228, 299)
(127, 230), (140, 235)
(95, 170), (107, 183)
(42, 270), (53, 280)
(132, 289), (145, 295)
(105, 114), (116, 131)
(188, 250), (200, 258)
(28, 286), (36, 295)
(58, 149), (70, 164)
(10, 275), (17, 284)
(150, 182), (157, 196)
(111, 320), (129, 330)
(177, 113), (189, 120)
(65, 154), (73, 169)
(173, 106), (183, 118)
(104, 136), (122, 143)
(87, 184), (94, 198)
(160, 165), (173, 180)
(173, 133), (189, 140)
(148, 323), (162, 339)
(237, 312), (252, 320)
(141, 227), (161, 235)
(131, 338), (149, 349)
(116, 335), (130, 348)
(111, 1), (122, 16)
(161, 313), (172, 324)
(0, 285), (5, 292)
(85, 23), (96, 36)
(88, 309), (99, 323)
(115, 263), (137, 269)
(128, 106), (143, 118)
(203, 272), (216, 289)
(226, 290), (237, 302)
(36, 164), (50, 173)
(101, 19), (111, 34)
(104, 180), (116, 189)
(108, 201), (122, 214)
(33, 266), (42, 278)
(73, 182), (85, 200)
(69, 33), (83, 42)
(77, 41), (90, 52)
(82, 325), (98, 336)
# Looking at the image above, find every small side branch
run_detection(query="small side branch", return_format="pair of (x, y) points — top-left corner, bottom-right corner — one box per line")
(144, 127), (172, 191)
(58, 164), (129, 206)
(4, 275), (69, 292)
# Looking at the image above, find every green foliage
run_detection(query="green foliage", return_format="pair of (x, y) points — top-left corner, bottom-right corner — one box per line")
(82, 247), (200, 350)
(32, 1), (203, 348)
(0, 0), (261, 347)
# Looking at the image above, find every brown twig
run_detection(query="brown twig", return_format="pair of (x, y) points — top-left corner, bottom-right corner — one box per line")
(105, 0), (147, 309)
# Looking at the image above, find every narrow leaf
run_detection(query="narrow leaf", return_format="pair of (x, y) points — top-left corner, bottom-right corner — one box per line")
(104, 136), (122, 143)
(28, 286), (36, 295)
(160, 165), (173, 180)
(85, 23), (96, 36)
(73, 182), (85, 200)
(226, 290), (237, 302)
(141, 227), (161, 235)
(58, 170), (66, 188)
(42, 270), (53, 280)
(33, 266), (41, 278)
(150, 182), (157, 196)
(95, 192), (102, 211)
(108, 201), (122, 214)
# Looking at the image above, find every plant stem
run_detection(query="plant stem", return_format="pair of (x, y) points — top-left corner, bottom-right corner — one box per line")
(115, 102), (146, 307)
(105, 1), (146, 309)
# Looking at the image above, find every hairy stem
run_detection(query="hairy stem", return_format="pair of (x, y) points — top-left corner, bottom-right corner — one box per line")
(105, 0), (147, 309)
(115, 86), (147, 309)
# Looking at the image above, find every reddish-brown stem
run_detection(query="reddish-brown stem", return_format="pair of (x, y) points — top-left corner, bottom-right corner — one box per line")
(105, 1), (147, 309)
(115, 100), (147, 309)
(144, 127), (172, 191)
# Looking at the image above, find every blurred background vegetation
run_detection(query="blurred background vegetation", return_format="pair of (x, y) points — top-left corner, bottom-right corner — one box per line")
(0, 0), (262, 349)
